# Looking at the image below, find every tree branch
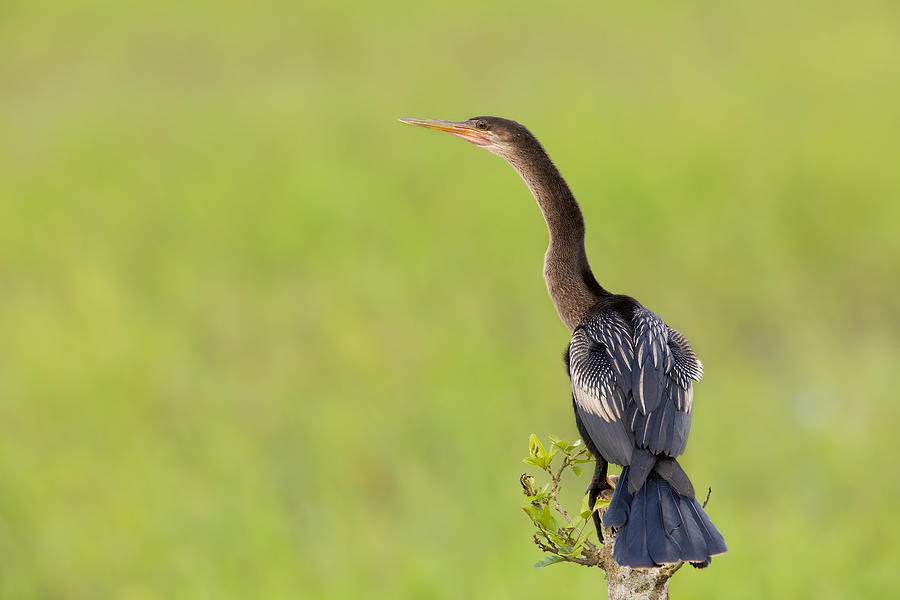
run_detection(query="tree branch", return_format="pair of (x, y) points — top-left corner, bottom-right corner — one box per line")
(521, 434), (709, 600)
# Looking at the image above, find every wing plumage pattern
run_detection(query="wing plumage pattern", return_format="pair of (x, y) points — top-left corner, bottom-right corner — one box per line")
(666, 327), (703, 413)
(569, 300), (703, 461)
(569, 311), (635, 466)
(632, 308), (669, 414)
(569, 311), (631, 423)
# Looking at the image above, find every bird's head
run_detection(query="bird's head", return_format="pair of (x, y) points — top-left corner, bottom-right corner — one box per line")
(398, 116), (537, 161)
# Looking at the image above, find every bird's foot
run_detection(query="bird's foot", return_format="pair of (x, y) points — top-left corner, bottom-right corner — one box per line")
(585, 479), (615, 543)
(584, 476), (616, 497)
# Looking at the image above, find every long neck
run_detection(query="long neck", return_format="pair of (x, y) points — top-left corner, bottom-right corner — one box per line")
(505, 144), (609, 331)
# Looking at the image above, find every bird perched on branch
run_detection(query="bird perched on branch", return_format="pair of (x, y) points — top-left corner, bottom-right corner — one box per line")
(400, 116), (727, 568)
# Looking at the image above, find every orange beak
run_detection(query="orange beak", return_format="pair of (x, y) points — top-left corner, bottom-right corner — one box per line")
(398, 118), (491, 146)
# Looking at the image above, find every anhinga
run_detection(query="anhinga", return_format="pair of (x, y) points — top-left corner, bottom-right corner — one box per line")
(400, 116), (727, 568)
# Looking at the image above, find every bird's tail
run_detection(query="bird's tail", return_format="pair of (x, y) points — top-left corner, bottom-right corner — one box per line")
(603, 463), (727, 568)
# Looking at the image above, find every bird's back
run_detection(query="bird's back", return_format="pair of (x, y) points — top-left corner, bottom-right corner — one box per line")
(568, 295), (702, 466)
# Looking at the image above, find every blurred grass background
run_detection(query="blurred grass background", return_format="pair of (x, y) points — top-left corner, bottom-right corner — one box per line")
(2, 0), (899, 597)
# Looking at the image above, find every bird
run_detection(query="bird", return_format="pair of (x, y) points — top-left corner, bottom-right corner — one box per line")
(400, 115), (727, 569)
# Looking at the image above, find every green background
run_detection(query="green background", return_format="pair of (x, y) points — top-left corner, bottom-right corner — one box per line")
(2, 0), (899, 597)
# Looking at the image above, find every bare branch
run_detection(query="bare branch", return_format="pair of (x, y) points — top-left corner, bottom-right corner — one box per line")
(549, 454), (572, 523)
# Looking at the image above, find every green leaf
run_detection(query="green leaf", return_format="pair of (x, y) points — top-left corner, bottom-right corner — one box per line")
(566, 519), (590, 555)
(537, 504), (559, 532)
(534, 555), (566, 569)
(529, 492), (548, 504)
(552, 438), (570, 451)
(572, 465), (583, 477)
(528, 434), (546, 459)
(531, 486), (549, 502)
(578, 493), (610, 520)
(579, 495), (592, 519)
(546, 447), (559, 465)
(545, 530), (568, 547)
(537, 504), (552, 528)
(526, 452), (554, 470)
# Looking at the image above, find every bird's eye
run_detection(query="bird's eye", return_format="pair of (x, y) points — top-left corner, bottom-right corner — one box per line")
(476, 120), (488, 130)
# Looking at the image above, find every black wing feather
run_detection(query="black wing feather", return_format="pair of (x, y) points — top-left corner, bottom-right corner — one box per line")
(570, 301), (703, 463)
(568, 311), (635, 466)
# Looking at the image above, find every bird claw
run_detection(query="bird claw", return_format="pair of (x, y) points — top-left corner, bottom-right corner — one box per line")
(591, 511), (604, 543)
(584, 476), (616, 497)
(585, 478), (616, 543)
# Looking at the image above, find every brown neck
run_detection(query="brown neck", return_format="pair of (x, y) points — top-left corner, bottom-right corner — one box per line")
(504, 145), (608, 331)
